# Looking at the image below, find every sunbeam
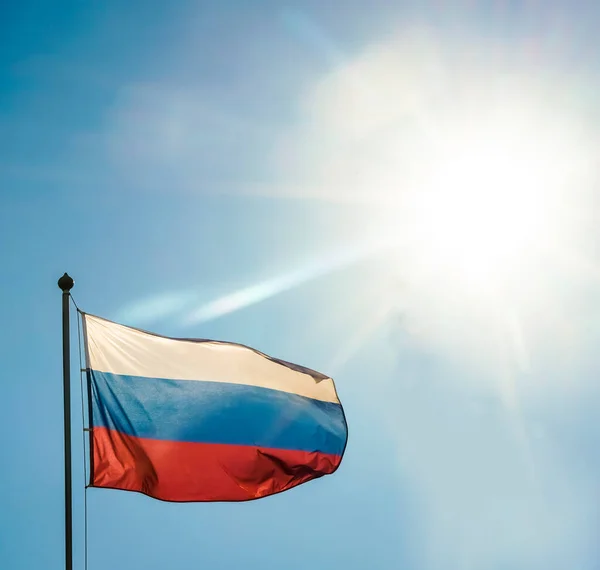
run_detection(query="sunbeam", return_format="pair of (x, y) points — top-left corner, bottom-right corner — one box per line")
(184, 238), (390, 326)
(327, 303), (394, 375)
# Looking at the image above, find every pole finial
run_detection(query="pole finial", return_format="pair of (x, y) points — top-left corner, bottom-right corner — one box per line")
(58, 273), (74, 292)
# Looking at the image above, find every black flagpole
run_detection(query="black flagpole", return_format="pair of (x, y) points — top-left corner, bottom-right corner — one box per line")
(58, 273), (74, 570)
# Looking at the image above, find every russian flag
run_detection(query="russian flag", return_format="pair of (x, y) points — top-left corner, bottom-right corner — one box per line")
(82, 314), (347, 502)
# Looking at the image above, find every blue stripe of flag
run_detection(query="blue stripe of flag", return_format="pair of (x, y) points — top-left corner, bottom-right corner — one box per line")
(90, 370), (347, 456)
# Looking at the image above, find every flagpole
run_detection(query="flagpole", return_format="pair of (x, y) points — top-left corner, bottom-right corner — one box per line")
(58, 273), (74, 570)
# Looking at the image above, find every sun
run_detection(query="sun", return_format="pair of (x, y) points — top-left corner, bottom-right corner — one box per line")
(362, 94), (592, 379)
(384, 109), (576, 296)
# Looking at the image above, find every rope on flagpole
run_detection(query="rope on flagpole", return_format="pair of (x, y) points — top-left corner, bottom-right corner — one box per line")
(74, 296), (89, 570)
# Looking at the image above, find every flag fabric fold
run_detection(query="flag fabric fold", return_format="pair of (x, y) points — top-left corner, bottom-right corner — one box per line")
(82, 313), (347, 502)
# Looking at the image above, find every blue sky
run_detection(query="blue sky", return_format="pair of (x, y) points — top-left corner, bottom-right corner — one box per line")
(2, 1), (600, 569)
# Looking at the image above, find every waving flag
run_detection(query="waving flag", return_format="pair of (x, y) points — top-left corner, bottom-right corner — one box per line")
(82, 314), (347, 502)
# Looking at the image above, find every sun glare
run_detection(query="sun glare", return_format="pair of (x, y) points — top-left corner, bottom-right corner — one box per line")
(363, 89), (593, 377)
(391, 111), (576, 294)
